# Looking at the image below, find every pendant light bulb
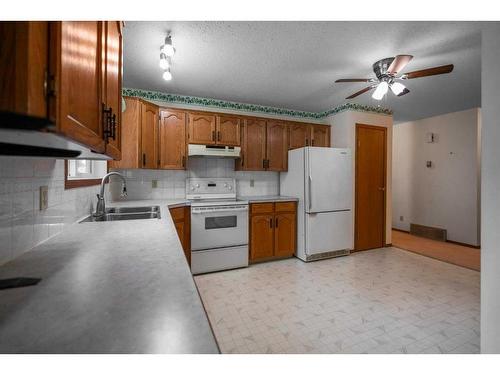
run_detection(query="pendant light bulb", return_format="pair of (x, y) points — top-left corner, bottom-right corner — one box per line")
(162, 69), (172, 81)
(372, 81), (389, 100)
(161, 36), (175, 57)
(159, 53), (170, 69)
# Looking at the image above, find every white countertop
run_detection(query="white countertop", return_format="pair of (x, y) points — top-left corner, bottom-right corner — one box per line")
(0, 199), (218, 354)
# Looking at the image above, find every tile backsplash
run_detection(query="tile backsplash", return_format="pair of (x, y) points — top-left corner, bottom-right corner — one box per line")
(110, 157), (279, 201)
(0, 157), (101, 266)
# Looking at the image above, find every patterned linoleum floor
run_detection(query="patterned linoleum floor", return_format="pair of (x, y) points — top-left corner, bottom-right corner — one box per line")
(194, 247), (480, 354)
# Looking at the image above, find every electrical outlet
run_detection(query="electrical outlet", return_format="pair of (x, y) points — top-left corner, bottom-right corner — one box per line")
(39, 186), (48, 210)
(152, 180), (158, 188)
(400, 215), (404, 222)
(250, 179), (254, 187)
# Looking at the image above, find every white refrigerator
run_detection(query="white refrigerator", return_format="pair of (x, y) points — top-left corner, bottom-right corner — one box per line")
(280, 147), (353, 261)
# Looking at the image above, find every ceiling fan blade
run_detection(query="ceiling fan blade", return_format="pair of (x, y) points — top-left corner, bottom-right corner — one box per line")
(335, 78), (373, 83)
(387, 55), (413, 75)
(397, 88), (410, 97)
(403, 64), (454, 79)
(346, 85), (376, 99)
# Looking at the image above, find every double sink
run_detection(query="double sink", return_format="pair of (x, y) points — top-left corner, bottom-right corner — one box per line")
(80, 206), (161, 223)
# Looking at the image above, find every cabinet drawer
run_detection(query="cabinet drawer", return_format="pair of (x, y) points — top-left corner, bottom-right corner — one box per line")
(250, 202), (274, 214)
(275, 201), (296, 213)
(169, 206), (185, 222)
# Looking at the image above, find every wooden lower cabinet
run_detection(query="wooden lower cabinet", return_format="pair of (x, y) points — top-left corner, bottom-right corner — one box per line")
(169, 205), (191, 266)
(249, 202), (297, 262)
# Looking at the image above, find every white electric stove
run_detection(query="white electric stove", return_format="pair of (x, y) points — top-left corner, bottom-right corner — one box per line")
(186, 178), (249, 275)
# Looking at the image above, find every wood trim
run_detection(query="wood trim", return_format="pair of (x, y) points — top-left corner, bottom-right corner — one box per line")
(64, 160), (106, 189)
(355, 123), (387, 251)
(392, 227), (480, 249)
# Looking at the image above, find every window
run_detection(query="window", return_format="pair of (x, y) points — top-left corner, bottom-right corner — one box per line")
(65, 160), (108, 189)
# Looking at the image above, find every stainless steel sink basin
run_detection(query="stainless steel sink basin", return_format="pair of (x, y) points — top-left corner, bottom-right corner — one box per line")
(79, 206), (161, 223)
(106, 206), (160, 214)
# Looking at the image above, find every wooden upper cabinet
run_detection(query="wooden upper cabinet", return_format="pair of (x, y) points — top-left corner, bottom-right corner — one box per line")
(239, 118), (267, 171)
(289, 122), (310, 150)
(102, 21), (123, 160)
(188, 113), (216, 144)
(216, 115), (241, 146)
(159, 109), (187, 170)
(311, 124), (330, 147)
(140, 101), (159, 169)
(266, 120), (288, 171)
(0, 22), (49, 118)
(52, 21), (105, 153)
(250, 214), (274, 261)
(109, 97), (141, 169)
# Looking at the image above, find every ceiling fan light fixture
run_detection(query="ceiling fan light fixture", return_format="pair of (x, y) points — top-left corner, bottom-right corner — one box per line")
(372, 81), (388, 100)
(390, 81), (406, 96)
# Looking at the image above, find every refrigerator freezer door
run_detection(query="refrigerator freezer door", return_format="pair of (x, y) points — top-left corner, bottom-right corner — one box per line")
(305, 210), (353, 255)
(305, 147), (352, 213)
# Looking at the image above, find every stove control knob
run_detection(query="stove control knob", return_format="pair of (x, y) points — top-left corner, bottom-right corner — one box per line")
(190, 186), (195, 191)
(195, 184), (200, 188)
(224, 183), (228, 187)
(228, 185), (233, 190)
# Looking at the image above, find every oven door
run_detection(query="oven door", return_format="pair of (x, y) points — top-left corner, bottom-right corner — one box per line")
(191, 205), (248, 251)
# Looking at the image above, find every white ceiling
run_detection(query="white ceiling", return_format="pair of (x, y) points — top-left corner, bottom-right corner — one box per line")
(123, 21), (483, 122)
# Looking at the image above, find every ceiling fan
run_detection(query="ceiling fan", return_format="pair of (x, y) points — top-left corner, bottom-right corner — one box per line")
(335, 55), (454, 100)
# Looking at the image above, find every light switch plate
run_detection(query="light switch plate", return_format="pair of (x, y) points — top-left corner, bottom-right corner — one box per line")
(152, 180), (158, 189)
(250, 179), (254, 187)
(39, 186), (48, 210)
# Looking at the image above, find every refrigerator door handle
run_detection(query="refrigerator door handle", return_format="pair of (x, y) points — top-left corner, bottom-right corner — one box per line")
(308, 175), (312, 210)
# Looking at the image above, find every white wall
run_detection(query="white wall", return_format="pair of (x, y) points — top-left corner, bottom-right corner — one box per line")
(326, 110), (394, 245)
(481, 23), (500, 354)
(0, 158), (101, 266)
(392, 108), (481, 246)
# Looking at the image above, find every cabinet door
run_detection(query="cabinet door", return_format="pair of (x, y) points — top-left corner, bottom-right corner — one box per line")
(216, 115), (241, 146)
(102, 21), (123, 160)
(266, 120), (288, 171)
(55, 21), (105, 152)
(274, 213), (296, 257)
(140, 101), (159, 169)
(250, 214), (274, 261)
(188, 113), (216, 144)
(159, 109), (187, 170)
(311, 125), (330, 147)
(288, 122), (310, 149)
(240, 118), (267, 170)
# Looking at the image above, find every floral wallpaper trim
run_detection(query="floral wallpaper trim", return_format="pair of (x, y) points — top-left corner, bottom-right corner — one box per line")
(122, 88), (393, 119)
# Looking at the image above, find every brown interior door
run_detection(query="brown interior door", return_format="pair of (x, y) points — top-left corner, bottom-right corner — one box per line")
(188, 113), (216, 144)
(311, 125), (330, 147)
(159, 109), (186, 169)
(250, 214), (274, 260)
(56, 21), (104, 152)
(103, 21), (122, 160)
(266, 120), (288, 171)
(355, 124), (387, 251)
(216, 115), (241, 146)
(289, 123), (310, 149)
(241, 118), (267, 170)
(140, 102), (158, 169)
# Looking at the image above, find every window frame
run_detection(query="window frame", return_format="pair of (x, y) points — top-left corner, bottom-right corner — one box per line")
(64, 160), (108, 189)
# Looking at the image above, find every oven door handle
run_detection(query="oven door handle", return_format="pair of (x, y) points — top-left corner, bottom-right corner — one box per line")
(191, 207), (249, 214)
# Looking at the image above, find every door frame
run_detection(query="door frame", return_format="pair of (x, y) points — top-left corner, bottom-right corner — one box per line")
(354, 123), (388, 251)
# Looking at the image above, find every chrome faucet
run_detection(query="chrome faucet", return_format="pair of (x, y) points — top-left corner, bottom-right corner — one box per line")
(93, 172), (127, 217)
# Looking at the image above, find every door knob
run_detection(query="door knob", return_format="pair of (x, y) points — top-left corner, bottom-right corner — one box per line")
(378, 187), (386, 191)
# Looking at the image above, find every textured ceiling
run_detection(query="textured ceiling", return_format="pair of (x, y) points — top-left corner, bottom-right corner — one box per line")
(123, 21), (483, 122)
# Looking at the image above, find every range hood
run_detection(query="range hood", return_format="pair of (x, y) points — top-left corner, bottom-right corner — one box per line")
(188, 144), (241, 158)
(0, 111), (111, 159)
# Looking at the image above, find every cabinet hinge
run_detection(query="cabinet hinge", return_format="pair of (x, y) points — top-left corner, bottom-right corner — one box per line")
(44, 70), (56, 98)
